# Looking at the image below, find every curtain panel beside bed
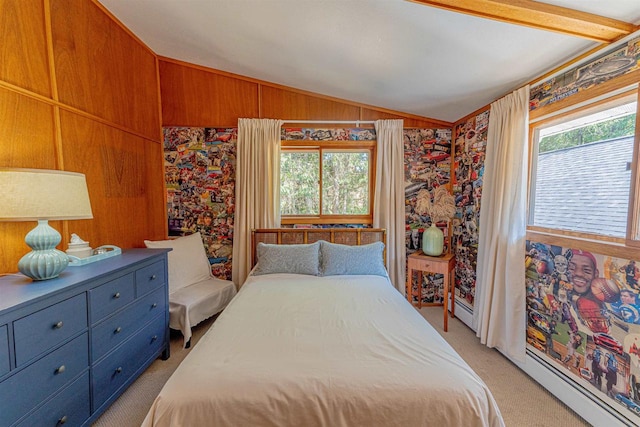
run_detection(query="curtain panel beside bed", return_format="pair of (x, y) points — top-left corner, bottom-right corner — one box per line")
(373, 119), (406, 292)
(232, 118), (284, 287)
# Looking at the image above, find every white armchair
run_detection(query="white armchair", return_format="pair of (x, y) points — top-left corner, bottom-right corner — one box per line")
(145, 232), (236, 347)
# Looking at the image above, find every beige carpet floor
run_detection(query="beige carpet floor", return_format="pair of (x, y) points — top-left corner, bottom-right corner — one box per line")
(92, 307), (589, 427)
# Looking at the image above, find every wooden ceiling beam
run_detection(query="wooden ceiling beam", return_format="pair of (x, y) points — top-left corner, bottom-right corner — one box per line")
(408, 0), (637, 43)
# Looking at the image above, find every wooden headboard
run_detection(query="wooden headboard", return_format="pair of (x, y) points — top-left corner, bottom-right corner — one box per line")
(251, 228), (386, 268)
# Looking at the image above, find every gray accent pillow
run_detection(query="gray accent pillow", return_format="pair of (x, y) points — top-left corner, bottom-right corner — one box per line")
(253, 241), (320, 276)
(319, 240), (387, 276)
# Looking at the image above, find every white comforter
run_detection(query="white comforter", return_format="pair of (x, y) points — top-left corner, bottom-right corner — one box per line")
(142, 274), (504, 427)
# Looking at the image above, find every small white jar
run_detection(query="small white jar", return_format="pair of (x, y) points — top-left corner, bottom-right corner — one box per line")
(66, 243), (93, 258)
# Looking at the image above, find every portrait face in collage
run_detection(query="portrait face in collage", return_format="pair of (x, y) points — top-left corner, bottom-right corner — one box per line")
(526, 240), (640, 406)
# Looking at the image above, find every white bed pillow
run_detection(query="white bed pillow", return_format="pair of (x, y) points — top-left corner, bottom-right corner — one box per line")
(253, 241), (320, 276)
(144, 232), (212, 294)
(319, 240), (387, 277)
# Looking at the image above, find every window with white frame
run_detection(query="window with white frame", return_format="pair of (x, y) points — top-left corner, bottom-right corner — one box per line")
(529, 92), (637, 240)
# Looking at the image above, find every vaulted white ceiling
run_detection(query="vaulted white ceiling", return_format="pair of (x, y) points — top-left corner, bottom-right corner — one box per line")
(98, 0), (640, 123)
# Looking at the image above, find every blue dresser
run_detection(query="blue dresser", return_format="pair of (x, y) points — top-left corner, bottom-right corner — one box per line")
(0, 249), (170, 427)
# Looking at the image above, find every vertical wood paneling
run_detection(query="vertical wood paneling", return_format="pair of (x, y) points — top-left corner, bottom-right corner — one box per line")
(0, 0), (51, 97)
(0, 0), (165, 275)
(144, 139), (169, 241)
(159, 60), (259, 126)
(59, 111), (165, 249)
(158, 60), (448, 127)
(360, 108), (451, 128)
(261, 86), (360, 121)
(0, 87), (57, 167)
(0, 87), (58, 274)
(51, 0), (160, 139)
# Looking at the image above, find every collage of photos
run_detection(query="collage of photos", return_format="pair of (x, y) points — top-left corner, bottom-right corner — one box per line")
(530, 35), (640, 111)
(452, 111), (488, 308)
(164, 127), (236, 280)
(404, 128), (453, 305)
(281, 127), (376, 141)
(526, 240), (640, 419)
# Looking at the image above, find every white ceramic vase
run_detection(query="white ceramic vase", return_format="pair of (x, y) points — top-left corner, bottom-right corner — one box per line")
(422, 222), (444, 256)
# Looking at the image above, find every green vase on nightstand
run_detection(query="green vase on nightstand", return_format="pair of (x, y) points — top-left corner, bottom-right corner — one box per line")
(422, 222), (444, 256)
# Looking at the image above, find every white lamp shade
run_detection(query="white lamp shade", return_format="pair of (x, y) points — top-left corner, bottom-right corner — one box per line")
(0, 168), (93, 221)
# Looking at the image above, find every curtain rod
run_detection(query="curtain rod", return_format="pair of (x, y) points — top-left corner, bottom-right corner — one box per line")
(282, 120), (375, 125)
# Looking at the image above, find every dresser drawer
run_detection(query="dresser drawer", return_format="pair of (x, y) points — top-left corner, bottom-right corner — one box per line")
(14, 294), (87, 367)
(89, 273), (135, 323)
(0, 333), (88, 427)
(0, 325), (8, 377)
(136, 260), (166, 297)
(16, 371), (90, 427)
(92, 314), (165, 409)
(92, 287), (166, 361)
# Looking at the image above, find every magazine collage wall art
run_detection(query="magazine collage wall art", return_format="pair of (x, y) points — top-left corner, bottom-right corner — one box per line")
(452, 110), (489, 308)
(526, 240), (640, 419)
(163, 127), (236, 280)
(530, 35), (640, 111)
(403, 128), (453, 305)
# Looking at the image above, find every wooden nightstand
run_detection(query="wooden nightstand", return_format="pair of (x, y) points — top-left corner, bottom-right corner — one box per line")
(406, 251), (456, 331)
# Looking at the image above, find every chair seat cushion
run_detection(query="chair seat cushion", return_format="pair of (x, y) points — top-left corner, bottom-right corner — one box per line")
(169, 277), (237, 347)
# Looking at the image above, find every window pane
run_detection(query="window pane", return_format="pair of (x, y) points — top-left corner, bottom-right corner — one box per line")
(322, 151), (369, 215)
(530, 101), (636, 237)
(280, 151), (319, 215)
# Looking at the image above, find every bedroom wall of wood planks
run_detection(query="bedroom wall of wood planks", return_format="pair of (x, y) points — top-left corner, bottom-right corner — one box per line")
(0, 0), (166, 274)
(157, 57), (449, 129)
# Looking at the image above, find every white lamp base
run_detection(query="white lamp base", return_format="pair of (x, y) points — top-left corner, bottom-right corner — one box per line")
(18, 220), (69, 281)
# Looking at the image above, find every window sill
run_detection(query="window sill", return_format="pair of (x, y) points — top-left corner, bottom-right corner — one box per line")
(526, 229), (636, 260)
(281, 216), (372, 225)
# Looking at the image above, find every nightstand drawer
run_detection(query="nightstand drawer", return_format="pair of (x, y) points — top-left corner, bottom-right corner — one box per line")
(92, 314), (165, 409)
(14, 294), (87, 367)
(92, 287), (166, 361)
(0, 325), (8, 377)
(16, 371), (90, 427)
(136, 260), (166, 297)
(0, 333), (88, 427)
(411, 257), (432, 271)
(90, 273), (135, 323)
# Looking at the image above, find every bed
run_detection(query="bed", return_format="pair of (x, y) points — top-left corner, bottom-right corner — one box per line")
(142, 228), (504, 427)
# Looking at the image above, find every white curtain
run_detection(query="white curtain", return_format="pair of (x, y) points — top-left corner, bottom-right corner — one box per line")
(374, 119), (406, 293)
(473, 86), (529, 362)
(232, 118), (283, 288)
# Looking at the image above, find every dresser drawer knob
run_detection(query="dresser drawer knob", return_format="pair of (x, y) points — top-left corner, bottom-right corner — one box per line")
(53, 321), (64, 329)
(152, 303), (157, 308)
(151, 335), (158, 342)
(114, 292), (121, 299)
(58, 415), (68, 425)
(55, 365), (66, 375)
(150, 274), (157, 280)
(114, 326), (122, 334)
(115, 366), (123, 374)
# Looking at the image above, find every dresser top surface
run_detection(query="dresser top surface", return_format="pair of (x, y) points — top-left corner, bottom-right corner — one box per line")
(0, 249), (169, 313)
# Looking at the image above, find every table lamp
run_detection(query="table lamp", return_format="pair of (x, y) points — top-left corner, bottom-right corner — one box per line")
(0, 168), (93, 281)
